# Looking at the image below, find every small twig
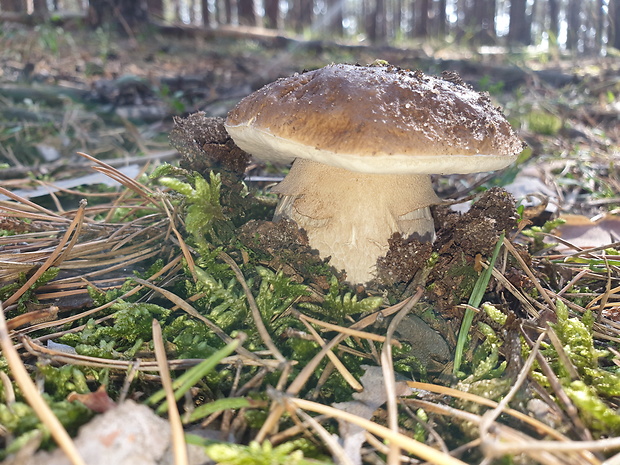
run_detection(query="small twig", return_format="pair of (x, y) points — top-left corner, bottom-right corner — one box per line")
(152, 319), (189, 465)
(0, 303), (87, 465)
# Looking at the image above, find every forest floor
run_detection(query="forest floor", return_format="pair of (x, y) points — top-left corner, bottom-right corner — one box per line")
(1, 22), (620, 465)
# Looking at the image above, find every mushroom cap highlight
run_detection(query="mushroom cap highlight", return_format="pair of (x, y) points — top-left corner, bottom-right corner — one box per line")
(225, 63), (523, 175)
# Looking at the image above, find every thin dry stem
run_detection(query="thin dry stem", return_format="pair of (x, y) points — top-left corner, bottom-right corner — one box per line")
(152, 319), (189, 465)
(285, 397), (468, 465)
(0, 303), (87, 465)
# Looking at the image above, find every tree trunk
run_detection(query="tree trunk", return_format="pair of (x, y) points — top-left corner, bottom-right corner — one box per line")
(225, 0), (233, 24)
(548, 0), (559, 43)
(595, 0), (604, 52)
(326, 0), (344, 35)
(613, 0), (620, 51)
(508, 0), (530, 44)
(238, 0), (256, 24)
(412, 0), (429, 37)
(147, 0), (164, 19)
(370, 0), (386, 42)
(88, 0), (149, 30)
(566, 0), (581, 50)
(473, 0), (496, 44)
(32, 0), (49, 18)
(437, 0), (447, 37)
(393, 0), (402, 37)
(201, 0), (211, 26)
(264, 0), (279, 28)
(2, 0), (25, 12)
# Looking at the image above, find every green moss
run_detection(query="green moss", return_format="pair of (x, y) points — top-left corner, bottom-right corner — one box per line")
(526, 110), (562, 135)
(0, 397), (92, 460)
(191, 439), (332, 465)
(298, 276), (383, 323)
(535, 300), (620, 434)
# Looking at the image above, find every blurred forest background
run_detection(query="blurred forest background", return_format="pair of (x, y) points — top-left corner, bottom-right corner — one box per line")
(1, 0), (619, 54)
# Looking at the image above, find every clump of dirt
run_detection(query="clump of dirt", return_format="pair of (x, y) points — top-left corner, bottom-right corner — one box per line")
(168, 113), (272, 225)
(237, 219), (335, 289)
(169, 112), (250, 177)
(377, 187), (518, 311)
(431, 187), (518, 310)
(376, 233), (433, 285)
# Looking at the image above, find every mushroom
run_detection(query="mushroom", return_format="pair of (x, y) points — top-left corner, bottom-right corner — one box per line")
(225, 63), (522, 284)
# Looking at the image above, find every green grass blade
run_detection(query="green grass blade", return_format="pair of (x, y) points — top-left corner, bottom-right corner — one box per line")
(452, 232), (505, 375)
(186, 397), (251, 423)
(146, 338), (240, 411)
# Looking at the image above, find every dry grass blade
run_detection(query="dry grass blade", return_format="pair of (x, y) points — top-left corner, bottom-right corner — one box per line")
(292, 407), (354, 465)
(3, 199), (87, 308)
(504, 237), (556, 310)
(294, 310), (402, 346)
(256, 291), (424, 443)
(76, 152), (158, 207)
(132, 277), (267, 364)
(0, 303), (86, 465)
(218, 251), (287, 363)
(285, 397), (468, 465)
(382, 288), (424, 465)
(405, 398), (590, 465)
(408, 381), (570, 441)
(152, 319), (189, 465)
(21, 335), (278, 370)
(297, 316), (363, 391)
(520, 325), (593, 441)
(0, 186), (69, 220)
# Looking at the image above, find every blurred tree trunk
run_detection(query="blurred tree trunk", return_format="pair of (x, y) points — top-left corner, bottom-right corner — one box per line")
(473, 0), (496, 43)
(223, 0), (233, 24)
(393, 0), (402, 37)
(201, 0), (211, 25)
(147, 0), (164, 19)
(566, 0), (581, 50)
(548, 0), (559, 43)
(366, 0), (386, 42)
(288, 0), (313, 33)
(326, 0), (344, 35)
(32, 0), (49, 18)
(411, 0), (429, 37)
(613, 0), (620, 50)
(436, 0), (447, 37)
(238, 0), (256, 25)
(264, 0), (279, 28)
(595, 0), (604, 52)
(88, 0), (149, 29)
(2, 0), (25, 12)
(508, 0), (530, 44)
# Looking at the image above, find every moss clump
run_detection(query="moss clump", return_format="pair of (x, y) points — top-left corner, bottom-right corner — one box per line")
(526, 110), (562, 135)
(533, 300), (620, 435)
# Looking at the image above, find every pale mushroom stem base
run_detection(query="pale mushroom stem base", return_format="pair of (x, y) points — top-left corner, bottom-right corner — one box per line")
(271, 158), (440, 284)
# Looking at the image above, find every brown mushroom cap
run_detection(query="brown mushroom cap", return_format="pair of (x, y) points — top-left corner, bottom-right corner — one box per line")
(225, 63), (523, 175)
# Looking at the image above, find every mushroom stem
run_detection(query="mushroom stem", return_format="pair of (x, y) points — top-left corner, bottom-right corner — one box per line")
(272, 158), (440, 284)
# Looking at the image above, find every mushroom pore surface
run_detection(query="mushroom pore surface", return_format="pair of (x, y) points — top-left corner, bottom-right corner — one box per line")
(224, 63), (523, 283)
